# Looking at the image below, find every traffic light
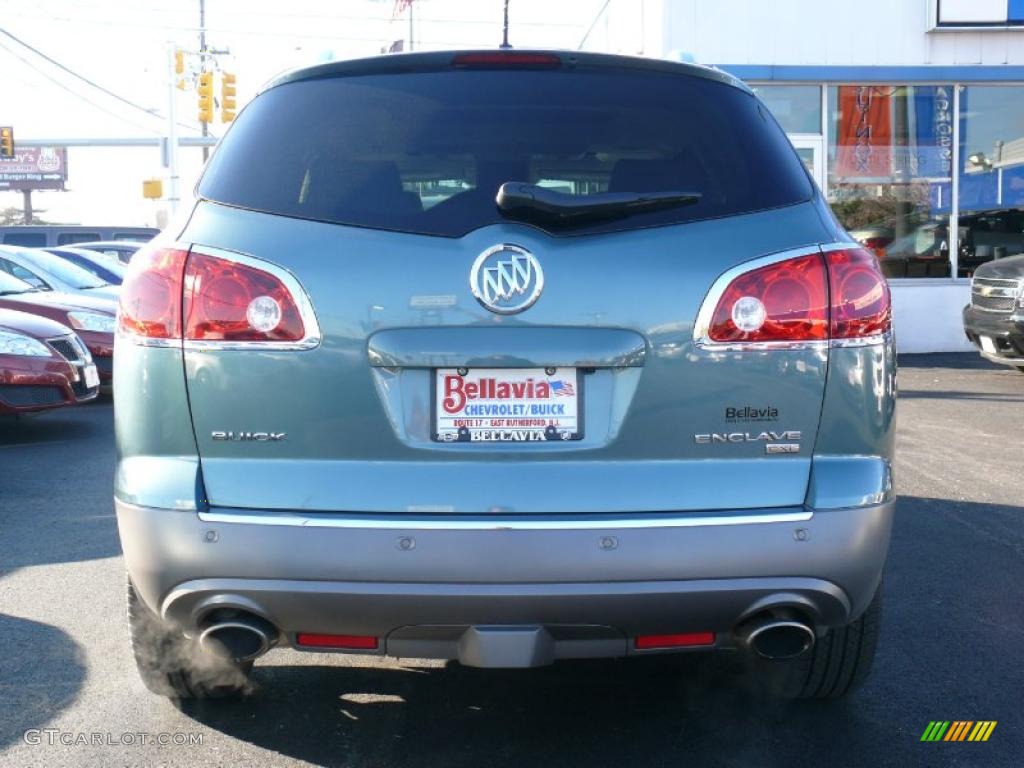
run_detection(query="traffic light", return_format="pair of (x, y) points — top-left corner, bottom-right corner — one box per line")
(220, 72), (237, 123)
(0, 127), (13, 159)
(174, 50), (185, 75)
(197, 72), (214, 123)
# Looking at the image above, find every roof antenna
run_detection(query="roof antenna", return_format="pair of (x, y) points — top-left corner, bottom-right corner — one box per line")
(500, 0), (512, 49)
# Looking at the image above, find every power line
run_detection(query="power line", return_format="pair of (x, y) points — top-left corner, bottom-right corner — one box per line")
(0, 39), (163, 134)
(1, 28), (164, 122)
(577, 0), (606, 50)
(0, 26), (206, 133)
(4, 13), (493, 46)
(8, 0), (584, 27)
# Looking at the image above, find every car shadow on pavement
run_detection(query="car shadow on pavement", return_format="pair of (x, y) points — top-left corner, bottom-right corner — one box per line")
(0, 613), (86, 750)
(179, 654), (884, 768)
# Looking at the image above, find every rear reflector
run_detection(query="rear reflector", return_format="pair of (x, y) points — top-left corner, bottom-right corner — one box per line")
(635, 632), (716, 649)
(452, 52), (561, 68)
(296, 633), (379, 650)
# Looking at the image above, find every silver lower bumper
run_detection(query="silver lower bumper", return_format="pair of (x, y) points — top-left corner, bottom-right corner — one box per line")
(116, 499), (894, 662)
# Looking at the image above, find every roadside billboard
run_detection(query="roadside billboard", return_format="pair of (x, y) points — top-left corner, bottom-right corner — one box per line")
(0, 147), (68, 190)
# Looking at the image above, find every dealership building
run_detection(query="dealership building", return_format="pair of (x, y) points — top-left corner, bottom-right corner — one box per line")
(584, 0), (1024, 352)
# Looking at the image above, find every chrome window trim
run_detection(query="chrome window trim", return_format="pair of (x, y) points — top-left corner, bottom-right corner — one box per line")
(197, 509), (814, 531)
(120, 242), (322, 351)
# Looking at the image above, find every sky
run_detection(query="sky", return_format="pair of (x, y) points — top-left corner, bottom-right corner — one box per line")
(0, 0), (617, 226)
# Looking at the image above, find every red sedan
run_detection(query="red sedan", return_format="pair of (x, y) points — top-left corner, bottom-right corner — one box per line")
(0, 308), (99, 415)
(0, 271), (116, 389)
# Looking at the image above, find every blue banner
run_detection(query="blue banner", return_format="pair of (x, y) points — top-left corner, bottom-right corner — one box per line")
(914, 86), (954, 178)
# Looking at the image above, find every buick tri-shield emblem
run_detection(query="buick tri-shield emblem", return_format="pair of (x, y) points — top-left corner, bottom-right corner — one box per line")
(470, 243), (544, 314)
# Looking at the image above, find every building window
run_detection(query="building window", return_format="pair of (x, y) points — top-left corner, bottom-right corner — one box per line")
(752, 85), (822, 134)
(827, 85), (955, 279)
(957, 85), (1024, 276)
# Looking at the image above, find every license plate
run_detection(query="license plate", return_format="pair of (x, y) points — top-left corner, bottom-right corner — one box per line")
(434, 367), (582, 442)
(979, 336), (997, 354)
(83, 364), (100, 389)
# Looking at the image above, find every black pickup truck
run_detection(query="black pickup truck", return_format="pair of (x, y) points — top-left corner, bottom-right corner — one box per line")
(963, 254), (1024, 371)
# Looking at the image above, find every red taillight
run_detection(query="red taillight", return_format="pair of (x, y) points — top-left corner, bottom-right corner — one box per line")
(706, 246), (891, 344)
(452, 52), (562, 68)
(708, 253), (829, 343)
(826, 247), (892, 339)
(118, 245), (188, 339)
(120, 245), (312, 345)
(183, 251), (305, 342)
(635, 632), (716, 650)
(296, 633), (379, 650)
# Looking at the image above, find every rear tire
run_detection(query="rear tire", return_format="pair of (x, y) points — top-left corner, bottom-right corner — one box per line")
(126, 576), (253, 699)
(1015, 366), (1024, 373)
(760, 581), (882, 699)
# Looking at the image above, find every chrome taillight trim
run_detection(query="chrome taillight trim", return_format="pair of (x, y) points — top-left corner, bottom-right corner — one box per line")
(116, 331), (181, 349)
(829, 332), (892, 348)
(693, 242), (892, 351)
(692, 243), (826, 350)
(119, 242), (322, 351)
(183, 244), (322, 351)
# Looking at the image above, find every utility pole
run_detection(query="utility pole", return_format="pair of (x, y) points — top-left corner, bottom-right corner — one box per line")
(199, 0), (209, 162)
(22, 190), (33, 224)
(408, 1), (414, 51)
(166, 42), (181, 214)
(500, 0), (511, 48)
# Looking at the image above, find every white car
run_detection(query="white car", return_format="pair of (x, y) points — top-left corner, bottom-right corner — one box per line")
(0, 245), (119, 301)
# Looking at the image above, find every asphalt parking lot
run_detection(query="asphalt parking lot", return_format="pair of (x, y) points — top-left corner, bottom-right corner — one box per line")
(0, 353), (1021, 768)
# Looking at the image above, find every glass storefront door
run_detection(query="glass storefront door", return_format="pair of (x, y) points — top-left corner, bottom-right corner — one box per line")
(791, 136), (825, 192)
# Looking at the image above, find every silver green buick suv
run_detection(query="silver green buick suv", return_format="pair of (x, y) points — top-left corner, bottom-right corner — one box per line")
(115, 50), (896, 700)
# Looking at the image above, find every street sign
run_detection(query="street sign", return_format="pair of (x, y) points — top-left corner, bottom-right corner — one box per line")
(142, 178), (164, 199)
(0, 146), (68, 190)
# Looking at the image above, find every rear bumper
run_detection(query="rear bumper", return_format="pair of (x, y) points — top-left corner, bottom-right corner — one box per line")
(117, 498), (894, 659)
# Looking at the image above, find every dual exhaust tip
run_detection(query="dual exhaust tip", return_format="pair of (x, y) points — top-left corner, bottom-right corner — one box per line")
(198, 612), (277, 663)
(737, 615), (816, 660)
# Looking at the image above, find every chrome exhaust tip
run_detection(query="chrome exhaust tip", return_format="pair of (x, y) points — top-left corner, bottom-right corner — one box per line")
(738, 617), (815, 660)
(198, 614), (276, 663)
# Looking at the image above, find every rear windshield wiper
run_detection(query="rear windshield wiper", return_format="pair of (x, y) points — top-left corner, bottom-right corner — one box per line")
(496, 182), (701, 224)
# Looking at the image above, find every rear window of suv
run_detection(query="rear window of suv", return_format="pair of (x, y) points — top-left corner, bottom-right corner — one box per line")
(198, 67), (812, 237)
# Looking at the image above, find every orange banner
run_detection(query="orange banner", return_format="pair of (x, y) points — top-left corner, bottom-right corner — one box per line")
(835, 86), (892, 178)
